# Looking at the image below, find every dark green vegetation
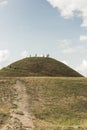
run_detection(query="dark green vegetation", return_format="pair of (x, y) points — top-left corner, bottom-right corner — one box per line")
(0, 77), (87, 129)
(0, 57), (83, 77)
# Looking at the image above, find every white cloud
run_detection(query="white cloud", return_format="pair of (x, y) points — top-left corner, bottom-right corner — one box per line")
(58, 39), (85, 54)
(0, 65), (2, 69)
(76, 59), (87, 76)
(58, 39), (71, 48)
(0, 49), (10, 69)
(62, 46), (85, 54)
(21, 50), (29, 58)
(47, 0), (87, 27)
(80, 35), (87, 41)
(62, 47), (76, 54)
(0, 0), (8, 7)
(0, 49), (10, 63)
(62, 60), (68, 65)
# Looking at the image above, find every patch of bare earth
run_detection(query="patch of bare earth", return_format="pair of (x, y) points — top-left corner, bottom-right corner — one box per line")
(1, 80), (34, 130)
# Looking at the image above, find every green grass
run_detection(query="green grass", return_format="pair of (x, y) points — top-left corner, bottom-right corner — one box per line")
(0, 57), (83, 77)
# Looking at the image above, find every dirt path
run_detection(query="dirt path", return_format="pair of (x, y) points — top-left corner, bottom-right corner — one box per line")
(1, 80), (34, 130)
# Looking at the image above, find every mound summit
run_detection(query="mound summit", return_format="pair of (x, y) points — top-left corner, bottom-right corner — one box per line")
(0, 57), (83, 77)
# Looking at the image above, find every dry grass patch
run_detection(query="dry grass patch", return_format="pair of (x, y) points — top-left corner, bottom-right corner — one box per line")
(24, 77), (87, 129)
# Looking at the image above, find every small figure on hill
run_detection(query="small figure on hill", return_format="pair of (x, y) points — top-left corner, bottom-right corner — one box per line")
(35, 54), (37, 57)
(46, 54), (50, 58)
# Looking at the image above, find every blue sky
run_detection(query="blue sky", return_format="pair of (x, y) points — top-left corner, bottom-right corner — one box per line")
(0, 0), (87, 76)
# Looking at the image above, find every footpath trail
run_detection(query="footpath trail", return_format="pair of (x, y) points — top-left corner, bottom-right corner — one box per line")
(1, 80), (34, 130)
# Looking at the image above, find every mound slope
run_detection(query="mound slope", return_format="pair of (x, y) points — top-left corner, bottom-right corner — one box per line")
(0, 57), (83, 77)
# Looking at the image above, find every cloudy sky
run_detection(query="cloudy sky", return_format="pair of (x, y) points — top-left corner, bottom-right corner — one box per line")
(0, 0), (87, 76)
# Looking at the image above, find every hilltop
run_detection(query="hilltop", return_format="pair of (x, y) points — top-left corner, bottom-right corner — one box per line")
(0, 57), (83, 77)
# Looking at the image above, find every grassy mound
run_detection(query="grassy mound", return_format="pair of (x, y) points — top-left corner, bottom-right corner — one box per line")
(0, 57), (83, 77)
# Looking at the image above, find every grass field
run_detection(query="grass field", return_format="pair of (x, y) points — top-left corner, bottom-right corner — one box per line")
(0, 77), (87, 130)
(24, 77), (87, 130)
